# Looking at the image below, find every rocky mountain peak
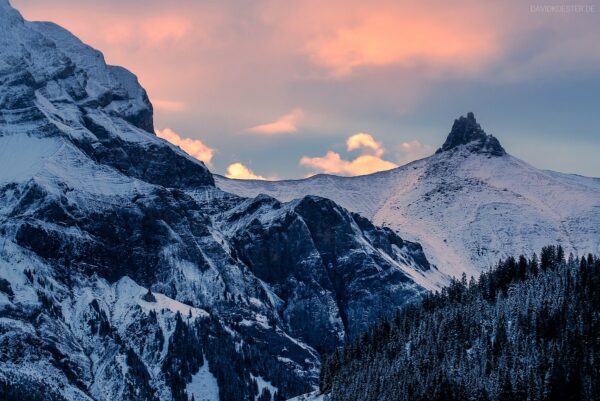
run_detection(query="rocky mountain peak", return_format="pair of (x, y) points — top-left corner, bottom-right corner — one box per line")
(0, 0), (214, 188)
(436, 112), (506, 156)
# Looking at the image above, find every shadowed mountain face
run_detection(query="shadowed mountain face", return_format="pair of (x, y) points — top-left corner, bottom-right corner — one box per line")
(221, 195), (430, 348)
(0, 2), (432, 400)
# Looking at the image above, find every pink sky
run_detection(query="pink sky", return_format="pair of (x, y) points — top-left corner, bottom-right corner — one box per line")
(12, 0), (600, 178)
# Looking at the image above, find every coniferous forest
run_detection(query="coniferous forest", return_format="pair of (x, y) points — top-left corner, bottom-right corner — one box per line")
(320, 246), (600, 401)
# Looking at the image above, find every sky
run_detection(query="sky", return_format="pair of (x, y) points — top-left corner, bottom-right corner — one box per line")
(13, 0), (600, 179)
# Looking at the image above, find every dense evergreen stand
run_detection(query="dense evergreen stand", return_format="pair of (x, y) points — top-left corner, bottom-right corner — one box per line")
(321, 246), (600, 401)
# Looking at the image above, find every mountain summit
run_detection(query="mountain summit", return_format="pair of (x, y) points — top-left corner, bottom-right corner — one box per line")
(436, 112), (505, 156)
(0, 0), (215, 189)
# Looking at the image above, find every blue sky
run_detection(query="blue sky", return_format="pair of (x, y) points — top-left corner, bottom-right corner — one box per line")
(14, 0), (600, 178)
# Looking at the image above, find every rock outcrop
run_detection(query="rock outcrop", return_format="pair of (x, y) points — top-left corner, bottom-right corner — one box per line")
(437, 112), (505, 156)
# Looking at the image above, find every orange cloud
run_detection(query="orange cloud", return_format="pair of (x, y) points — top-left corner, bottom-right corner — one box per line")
(300, 132), (398, 176)
(300, 151), (397, 176)
(300, 132), (432, 176)
(246, 109), (303, 135)
(346, 133), (384, 157)
(225, 162), (275, 180)
(155, 128), (215, 166)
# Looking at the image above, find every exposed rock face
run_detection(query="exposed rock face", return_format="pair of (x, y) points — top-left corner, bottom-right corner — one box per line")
(0, 2), (432, 400)
(142, 289), (157, 303)
(221, 195), (428, 350)
(437, 112), (505, 156)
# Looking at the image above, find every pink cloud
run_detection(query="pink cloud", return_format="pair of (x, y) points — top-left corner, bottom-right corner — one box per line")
(12, 2), (222, 118)
(141, 16), (191, 46)
(246, 109), (304, 135)
(13, 0), (594, 128)
(155, 128), (215, 166)
(306, 8), (500, 77)
(261, 1), (506, 78)
(11, 0), (599, 179)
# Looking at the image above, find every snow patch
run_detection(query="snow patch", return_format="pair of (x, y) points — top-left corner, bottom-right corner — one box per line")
(114, 276), (209, 320)
(0, 134), (62, 184)
(186, 358), (220, 401)
(251, 374), (278, 401)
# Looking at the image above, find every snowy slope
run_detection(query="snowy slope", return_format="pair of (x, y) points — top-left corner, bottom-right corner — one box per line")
(186, 360), (220, 401)
(217, 116), (600, 281)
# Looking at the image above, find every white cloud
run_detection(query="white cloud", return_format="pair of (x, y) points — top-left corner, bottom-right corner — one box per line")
(225, 162), (276, 180)
(155, 128), (215, 166)
(246, 108), (303, 135)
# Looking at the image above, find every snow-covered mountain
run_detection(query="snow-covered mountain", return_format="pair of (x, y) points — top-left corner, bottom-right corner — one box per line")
(218, 112), (600, 282)
(0, 2), (434, 400)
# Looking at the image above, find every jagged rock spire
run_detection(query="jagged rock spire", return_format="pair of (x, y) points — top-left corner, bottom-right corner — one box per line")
(436, 112), (505, 156)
